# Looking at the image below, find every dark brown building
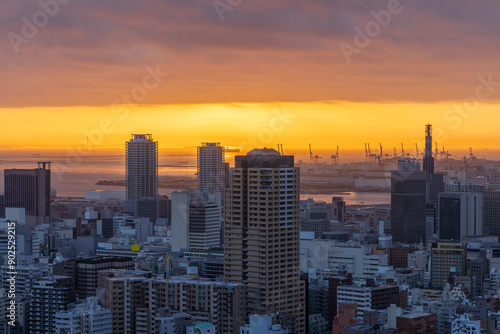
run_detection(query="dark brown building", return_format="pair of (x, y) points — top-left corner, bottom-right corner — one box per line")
(397, 313), (437, 334)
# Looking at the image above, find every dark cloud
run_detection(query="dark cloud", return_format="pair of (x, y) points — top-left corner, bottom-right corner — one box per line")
(2, 0), (500, 107)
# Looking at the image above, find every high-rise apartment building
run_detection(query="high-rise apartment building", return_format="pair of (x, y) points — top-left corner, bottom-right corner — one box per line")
(197, 143), (226, 193)
(28, 276), (76, 333)
(4, 162), (51, 225)
(224, 148), (305, 333)
(55, 297), (112, 334)
(126, 134), (158, 200)
(98, 271), (244, 334)
(430, 242), (466, 289)
(438, 192), (483, 241)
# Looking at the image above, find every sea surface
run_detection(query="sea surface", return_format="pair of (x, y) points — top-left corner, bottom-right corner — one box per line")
(0, 155), (391, 204)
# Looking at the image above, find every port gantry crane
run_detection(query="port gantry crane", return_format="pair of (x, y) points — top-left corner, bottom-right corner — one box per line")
(364, 143), (379, 162)
(309, 143), (322, 163)
(276, 144), (284, 155)
(330, 146), (339, 165)
(469, 147), (477, 161)
(379, 143), (390, 161)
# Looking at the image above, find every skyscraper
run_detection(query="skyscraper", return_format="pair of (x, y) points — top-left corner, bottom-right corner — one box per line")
(483, 191), (500, 237)
(438, 192), (483, 241)
(125, 134), (158, 200)
(224, 148), (305, 333)
(391, 169), (427, 244)
(197, 142), (226, 193)
(422, 124), (444, 238)
(4, 162), (51, 225)
(423, 123), (434, 174)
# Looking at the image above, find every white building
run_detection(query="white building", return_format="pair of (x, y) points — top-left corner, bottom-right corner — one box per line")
(55, 297), (112, 334)
(451, 312), (481, 334)
(113, 216), (152, 241)
(300, 239), (388, 276)
(171, 191), (221, 252)
(240, 315), (289, 334)
(336, 286), (372, 318)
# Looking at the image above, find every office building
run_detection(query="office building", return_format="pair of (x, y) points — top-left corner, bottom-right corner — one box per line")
(328, 197), (346, 222)
(438, 192), (483, 241)
(4, 162), (51, 225)
(28, 276), (77, 333)
(76, 257), (135, 299)
(55, 297), (112, 334)
(337, 285), (399, 318)
(124, 197), (158, 223)
(197, 142), (226, 193)
(390, 170), (427, 244)
(224, 148), (305, 333)
(100, 208), (114, 238)
(445, 180), (486, 193)
(126, 134), (158, 200)
(483, 191), (500, 237)
(171, 191), (222, 251)
(431, 242), (466, 289)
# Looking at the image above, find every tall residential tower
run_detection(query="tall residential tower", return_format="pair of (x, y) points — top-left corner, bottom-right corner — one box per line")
(197, 142), (226, 193)
(224, 148), (305, 333)
(125, 134), (158, 200)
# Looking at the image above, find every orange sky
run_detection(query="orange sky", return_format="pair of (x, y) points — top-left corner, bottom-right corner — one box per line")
(0, 101), (498, 156)
(2, 1), (500, 155)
